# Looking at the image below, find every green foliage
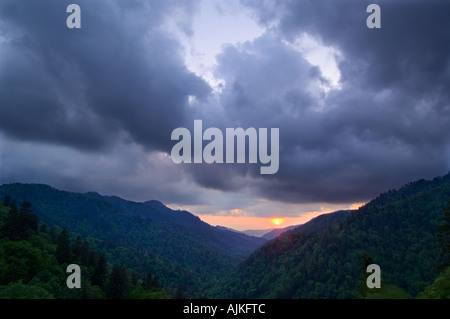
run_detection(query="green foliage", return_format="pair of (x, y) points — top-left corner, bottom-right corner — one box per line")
(107, 264), (130, 299)
(91, 253), (107, 289)
(0, 200), (169, 299)
(0, 281), (54, 299)
(1, 173), (449, 299)
(56, 228), (72, 264)
(143, 269), (161, 290)
(213, 173), (450, 299)
(419, 267), (450, 299)
(0, 183), (265, 297)
(0, 202), (38, 241)
(2, 196), (11, 207)
(365, 284), (410, 299)
(129, 285), (171, 299)
(437, 201), (450, 269)
(0, 240), (55, 284)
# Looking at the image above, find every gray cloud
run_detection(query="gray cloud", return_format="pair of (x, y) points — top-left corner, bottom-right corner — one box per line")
(0, 0), (210, 153)
(179, 0), (450, 203)
(242, 0), (450, 96)
(1, 0), (449, 215)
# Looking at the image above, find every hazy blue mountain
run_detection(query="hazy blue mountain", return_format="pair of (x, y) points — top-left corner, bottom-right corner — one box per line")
(261, 225), (300, 240)
(215, 225), (274, 238)
(216, 225), (300, 239)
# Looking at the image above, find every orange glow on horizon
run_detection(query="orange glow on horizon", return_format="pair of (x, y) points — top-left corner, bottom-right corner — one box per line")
(198, 213), (326, 231)
(185, 202), (366, 232)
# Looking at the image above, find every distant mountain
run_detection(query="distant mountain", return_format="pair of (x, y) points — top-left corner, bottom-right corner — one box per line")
(3, 172), (449, 299)
(261, 211), (352, 240)
(215, 225), (274, 238)
(0, 201), (170, 299)
(241, 228), (273, 237)
(0, 183), (265, 297)
(211, 172), (450, 298)
(261, 225), (299, 240)
(222, 211), (352, 241)
(216, 225), (301, 239)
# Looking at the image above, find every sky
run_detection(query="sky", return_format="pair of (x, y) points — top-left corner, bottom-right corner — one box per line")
(1, 0), (449, 231)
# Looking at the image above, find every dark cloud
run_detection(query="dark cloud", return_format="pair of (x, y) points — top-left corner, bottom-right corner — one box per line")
(180, 0), (450, 203)
(0, 0), (210, 152)
(242, 0), (450, 97)
(1, 0), (449, 212)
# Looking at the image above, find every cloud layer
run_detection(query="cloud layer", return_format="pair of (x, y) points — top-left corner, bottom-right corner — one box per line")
(1, 0), (449, 219)
(0, 0), (210, 152)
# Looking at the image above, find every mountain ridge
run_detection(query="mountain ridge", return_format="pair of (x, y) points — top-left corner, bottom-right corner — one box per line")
(210, 172), (450, 298)
(0, 182), (265, 297)
(2, 171), (449, 299)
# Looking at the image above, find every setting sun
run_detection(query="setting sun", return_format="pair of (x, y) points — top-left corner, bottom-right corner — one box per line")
(272, 218), (283, 226)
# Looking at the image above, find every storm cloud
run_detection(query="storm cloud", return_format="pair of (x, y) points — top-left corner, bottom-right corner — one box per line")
(1, 0), (449, 219)
(186, 0), (450, 203)
(0, 0), (210, 152)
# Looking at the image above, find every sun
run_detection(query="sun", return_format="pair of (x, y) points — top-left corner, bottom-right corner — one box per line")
(272, 218), (282, 226)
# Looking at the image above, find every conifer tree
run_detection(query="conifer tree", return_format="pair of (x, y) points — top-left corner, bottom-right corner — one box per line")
(56, 228), (72, 264)
(80, 239), (91, 265)
(1, 202), (19, 240)
(48, 226), (58, 243)
(19, 202), (38, 235)
(174, 284), (184, 299)
(437, 201), (450, 269)
(72, 235), (83, 262)
(143, 269), (161, 290)
(107, 264), (129, 299)
(129, 271), (139, 290)
(92, 253), (108, 289)
(39, 223), (48, 234)
(2, 195), (11, 207)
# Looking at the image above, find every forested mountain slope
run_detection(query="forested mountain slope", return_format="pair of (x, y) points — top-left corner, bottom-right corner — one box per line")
(0, 199), (171, 299)
(211, 173), (450, 298)
(0, 183), (265, 297)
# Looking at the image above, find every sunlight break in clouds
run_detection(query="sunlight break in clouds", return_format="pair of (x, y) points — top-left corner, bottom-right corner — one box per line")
(177, 0), (265, 93)
(285, 33), (343, 92)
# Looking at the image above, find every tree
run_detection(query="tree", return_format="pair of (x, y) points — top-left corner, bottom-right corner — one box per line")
(129, 271), (139, 290)
(107, 264), (130, 299)
(174, 284), (184, 299)
(39, 223), (48, 234)
(419, 267), (450, 298)
(0, 202), (20, 240)
(19, 202), (38, 234)
(143, 269), (160, 290)
(92, 253), (108, 289)
(2, 195), (11, 207)
(437, 201), (450, 270)
(0, 281), (54, 299)
(1, 202), (38, 240)
(48, 226), (58, 243)
(72, 235), (83, 262)
(80, 239), (92, 265)
(56, 228), (72, 264)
